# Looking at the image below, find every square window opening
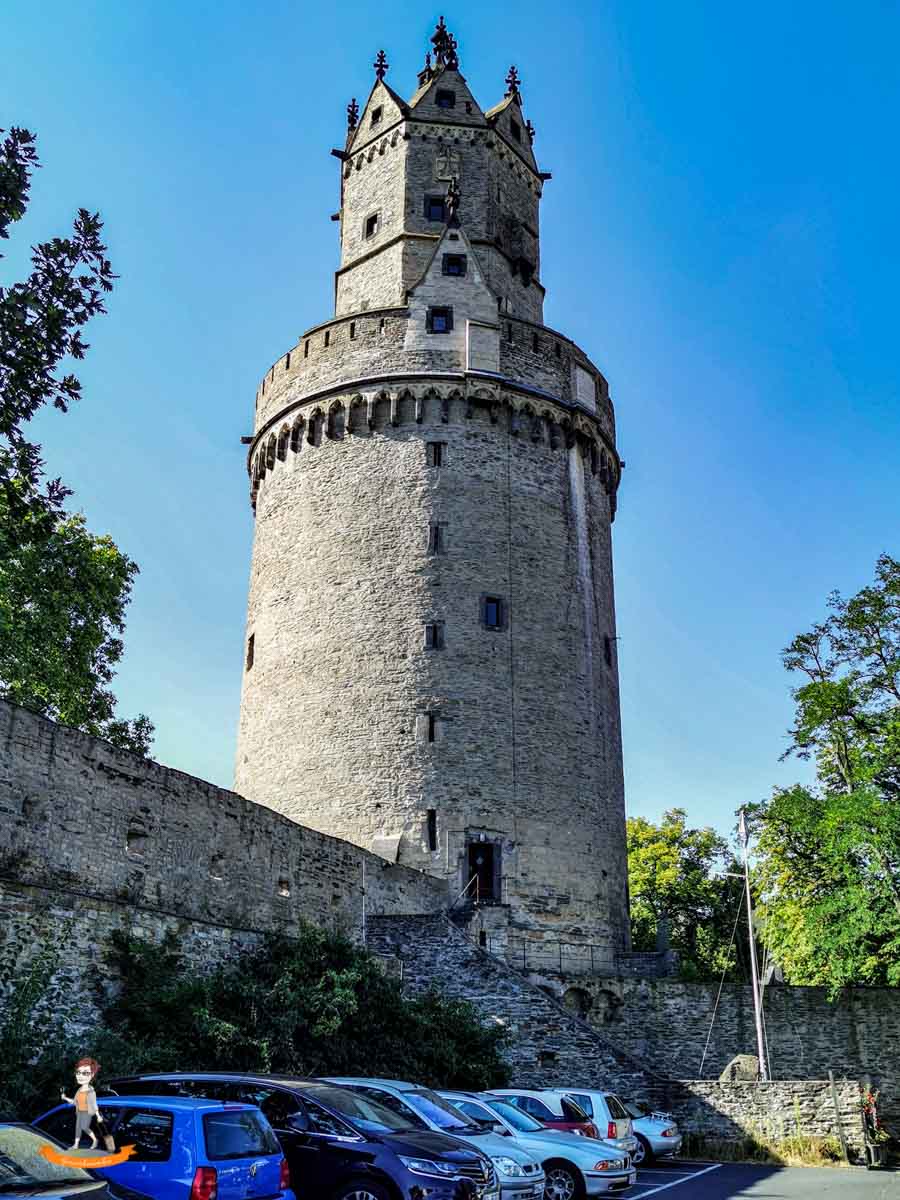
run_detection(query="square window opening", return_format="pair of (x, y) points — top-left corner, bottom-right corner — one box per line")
(442, 253), (467, 277)
(426, 442), (445, 467)
(436, 89), (456, 109)
(427, 306), (453, 334)
(371, 105), (383, 126)
(510, 119), (522, 143)
(349, 321), (356, 340)
(424, 622), (445, 650)
(324, 330), (330, 348)
(364, 212), (380, 239)
(483, 596), (504, 630)
(425, 195), (447, 222)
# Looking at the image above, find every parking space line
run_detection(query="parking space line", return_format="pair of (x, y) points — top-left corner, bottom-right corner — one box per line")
(635, 1164), (722, 1195)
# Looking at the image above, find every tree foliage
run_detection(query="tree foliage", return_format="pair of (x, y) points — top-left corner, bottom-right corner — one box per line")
(0, 127), (151, 752)
(627, 808), (744, 981)
(0, 923), (510, 1121)
(749, 554), (900, 993)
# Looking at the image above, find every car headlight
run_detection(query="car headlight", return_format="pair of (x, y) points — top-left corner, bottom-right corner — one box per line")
(491, 1156), (526, 1177)
(594, 1158), (626, 1171)
(398, 1156), (460, 1178)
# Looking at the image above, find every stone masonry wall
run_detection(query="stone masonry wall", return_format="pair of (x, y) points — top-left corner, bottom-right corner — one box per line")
(558, 974), (900, 1134)
(237, 384), (630, 952)
(366, 914), (867, 1155)
(0, 700), (447, 1029)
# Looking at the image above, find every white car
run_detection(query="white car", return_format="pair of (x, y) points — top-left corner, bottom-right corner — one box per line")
(440, 1090), (636, 1198)
(622, 1099), (683, 1164)
(545, 1090), (638, 1158)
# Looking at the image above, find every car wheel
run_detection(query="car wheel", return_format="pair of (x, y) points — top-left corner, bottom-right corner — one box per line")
(633, 1135), (653, 1166)
(544, 1160), (585, 1200)
(333, 1180), (392, 1200)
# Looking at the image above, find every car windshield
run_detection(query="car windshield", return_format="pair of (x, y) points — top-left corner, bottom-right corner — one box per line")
(0, 1127), (98, 1192)
(484, 1100), (545, 1134)
(623, 1101), (648, 1119)
(304, 1087), (418, 1135)
(605, 1095), (629, 1120)
(404, 1091), (477, 1132)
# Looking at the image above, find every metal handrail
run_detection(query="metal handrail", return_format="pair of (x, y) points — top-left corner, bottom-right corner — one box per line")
(448, 872), (480, 914)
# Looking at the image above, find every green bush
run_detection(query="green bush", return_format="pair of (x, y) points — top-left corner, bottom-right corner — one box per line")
(1, 923), (510, 1121)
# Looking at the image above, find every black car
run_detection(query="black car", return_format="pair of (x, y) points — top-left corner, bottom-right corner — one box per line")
(104, 1074), (498, 1200)
(0, 1121), (152, 1200)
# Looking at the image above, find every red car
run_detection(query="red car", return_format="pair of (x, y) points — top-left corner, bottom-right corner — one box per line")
(488, 1090), (599, 1139)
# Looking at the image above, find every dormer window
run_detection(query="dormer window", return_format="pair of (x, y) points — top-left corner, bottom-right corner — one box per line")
(436, 89), (456, 109)
(442, 253), (467, 277)
(371, 105), (383, 126)
(510, 119), (522, 143)
(364, 212), (380, 239)
(424, 195), (447, 222)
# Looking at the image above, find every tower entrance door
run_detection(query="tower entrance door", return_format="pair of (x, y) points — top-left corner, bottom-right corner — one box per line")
(467, 840), (500, 903)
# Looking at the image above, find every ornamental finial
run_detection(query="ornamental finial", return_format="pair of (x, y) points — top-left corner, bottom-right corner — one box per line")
(505, 65), (522, 103)
(347, 98), (360, 132)
(374, 49), (389, 80)
(430, 16), (459, 69)
(526, 119), (536, 142)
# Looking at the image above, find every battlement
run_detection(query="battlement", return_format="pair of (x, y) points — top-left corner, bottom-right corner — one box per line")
(253, 308), (615, 447)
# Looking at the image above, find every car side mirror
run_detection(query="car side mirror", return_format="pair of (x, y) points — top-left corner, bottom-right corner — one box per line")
(286, 1112), (309, 1133)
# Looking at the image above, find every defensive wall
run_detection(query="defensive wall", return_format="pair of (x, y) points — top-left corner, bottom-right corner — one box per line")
(0, 699), (890, 1153)
(0, 699), (446, 1036)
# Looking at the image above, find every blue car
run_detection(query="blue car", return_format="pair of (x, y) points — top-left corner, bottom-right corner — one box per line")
(32, 1097), (295, 1200)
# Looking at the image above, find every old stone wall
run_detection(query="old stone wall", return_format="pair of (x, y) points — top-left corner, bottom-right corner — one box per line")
(366, 914), (867, 1154)
(0, 700), (447, 1029)
(548, 974), (900, 1134)
(667, 1079), (865, 1156)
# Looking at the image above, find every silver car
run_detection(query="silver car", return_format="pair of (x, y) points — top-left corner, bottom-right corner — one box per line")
(547, 1089), (638, 1158)
(322, 1078), (545, 1200)
(623, 1099), (683, 1164)
(440, 1090), (636, 1199)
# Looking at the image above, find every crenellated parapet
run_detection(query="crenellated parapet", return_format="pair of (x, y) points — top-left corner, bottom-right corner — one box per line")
(253, 308), (617, 452)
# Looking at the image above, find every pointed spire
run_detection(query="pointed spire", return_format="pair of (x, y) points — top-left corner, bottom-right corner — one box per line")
(430, 16), (459, 70)
(346, 97), (360, 133)
(373, 49), (389, 81)
(505, 65), (522, 103)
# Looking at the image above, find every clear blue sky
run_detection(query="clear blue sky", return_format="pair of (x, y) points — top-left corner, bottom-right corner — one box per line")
(3, 0), (898, 838)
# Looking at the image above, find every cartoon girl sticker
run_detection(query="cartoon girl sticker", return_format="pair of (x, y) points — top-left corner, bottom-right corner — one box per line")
(60, 1057), (101, 1150)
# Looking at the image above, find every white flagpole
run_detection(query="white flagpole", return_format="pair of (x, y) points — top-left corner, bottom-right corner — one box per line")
(739, 808), (769, 1081)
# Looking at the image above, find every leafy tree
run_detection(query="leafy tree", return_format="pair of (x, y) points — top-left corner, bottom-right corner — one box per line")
(0, 923), (510, 1120)
(627, 808), (744, 981)
(0, 127), (151, 752)
(748, 554), (900, 993)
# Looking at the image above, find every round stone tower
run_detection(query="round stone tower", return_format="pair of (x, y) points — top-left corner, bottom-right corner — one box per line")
(236, 23), (629, 958)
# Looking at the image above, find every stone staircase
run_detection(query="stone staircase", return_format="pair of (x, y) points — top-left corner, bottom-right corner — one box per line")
(366, 912), (662, 1101)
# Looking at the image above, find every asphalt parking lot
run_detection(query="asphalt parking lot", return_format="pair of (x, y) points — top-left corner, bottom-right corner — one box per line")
(627, 1159), (900, 1197)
